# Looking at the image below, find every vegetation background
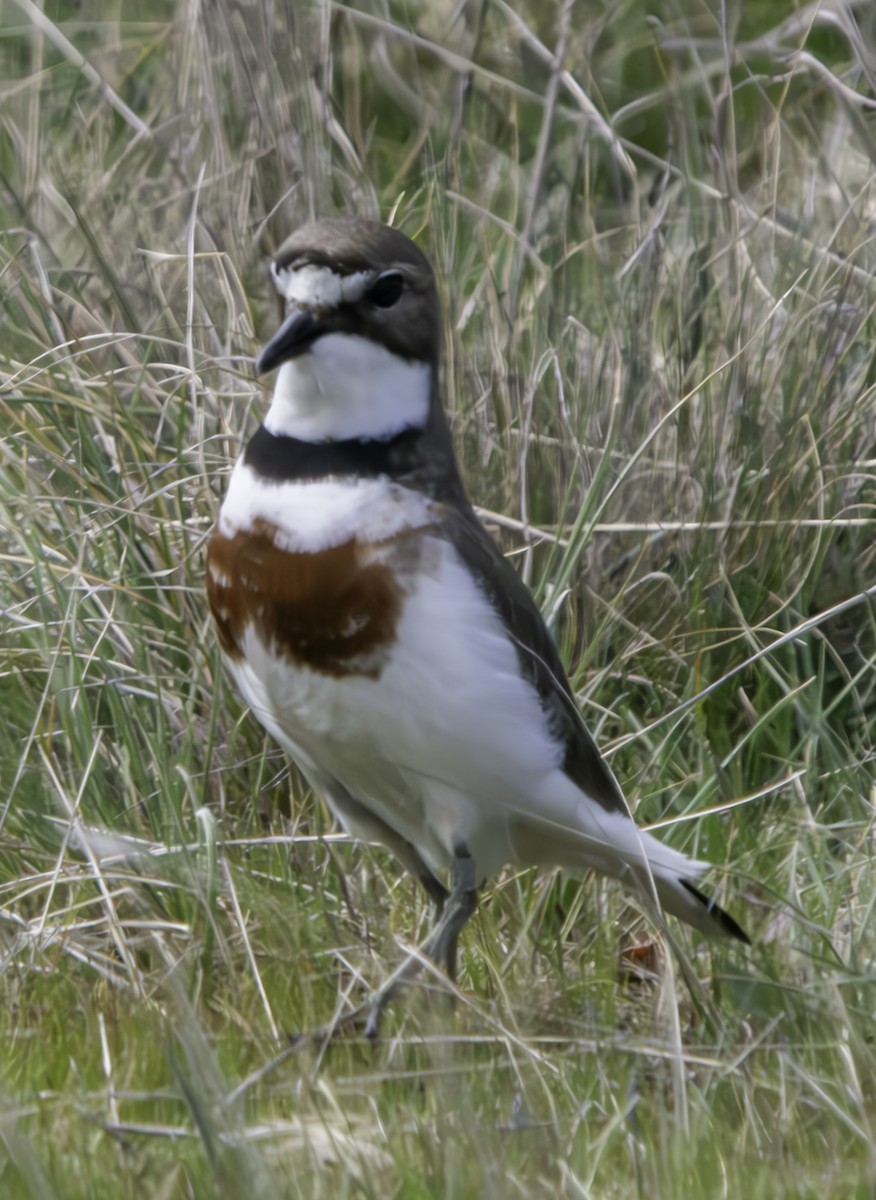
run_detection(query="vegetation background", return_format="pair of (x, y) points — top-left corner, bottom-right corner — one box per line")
(1, 0), (875, 1195)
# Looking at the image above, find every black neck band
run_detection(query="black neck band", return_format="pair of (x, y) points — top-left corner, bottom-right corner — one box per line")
(243, 423), (426, 483)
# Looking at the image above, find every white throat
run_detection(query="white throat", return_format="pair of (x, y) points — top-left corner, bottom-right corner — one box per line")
(263, 333), (432, 442)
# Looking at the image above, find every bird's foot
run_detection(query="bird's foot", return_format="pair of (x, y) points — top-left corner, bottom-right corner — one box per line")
(290, 945), (443, 1046)
(291, 845), (478, 1047)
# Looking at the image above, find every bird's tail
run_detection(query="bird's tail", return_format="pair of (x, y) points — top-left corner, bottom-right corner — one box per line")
(649, 864), (749, 943)
(510, 796), (749, 943)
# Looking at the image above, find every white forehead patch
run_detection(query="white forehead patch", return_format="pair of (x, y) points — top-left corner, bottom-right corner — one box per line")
(271, 262), (371, 308)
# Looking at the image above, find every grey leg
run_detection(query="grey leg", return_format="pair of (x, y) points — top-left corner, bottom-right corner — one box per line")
(418, 869), (449, 914)
(297, 843), (479, 1045)
(359, 843), (478, 1038)
(423, 845), (478, 981)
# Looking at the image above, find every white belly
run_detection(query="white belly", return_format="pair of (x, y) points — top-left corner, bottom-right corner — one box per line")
(226, 534), (561, 877)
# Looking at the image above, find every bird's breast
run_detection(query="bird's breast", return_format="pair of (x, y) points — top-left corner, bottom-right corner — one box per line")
(207, 469), (438, 680)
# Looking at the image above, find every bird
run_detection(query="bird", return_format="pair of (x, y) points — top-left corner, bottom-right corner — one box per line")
(206, 216), (748, 1028)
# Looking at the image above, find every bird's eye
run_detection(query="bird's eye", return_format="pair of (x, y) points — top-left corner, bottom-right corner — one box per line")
(368, 271), (404, 308)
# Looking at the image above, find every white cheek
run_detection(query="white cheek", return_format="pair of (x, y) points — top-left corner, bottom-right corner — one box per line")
(262, 333), (431, 441)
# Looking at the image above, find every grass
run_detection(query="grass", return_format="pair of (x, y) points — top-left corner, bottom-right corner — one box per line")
(1, 0), (876, 1194)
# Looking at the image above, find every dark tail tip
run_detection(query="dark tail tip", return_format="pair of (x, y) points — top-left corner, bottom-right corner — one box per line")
(680, 878), (751, 945)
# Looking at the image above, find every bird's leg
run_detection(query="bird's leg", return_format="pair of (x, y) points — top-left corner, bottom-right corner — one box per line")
(419, 870), (449, 918)
(423, 845), (478, 981)
(359, 844), (478, 1038)
(298, 845), (479, 1045)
